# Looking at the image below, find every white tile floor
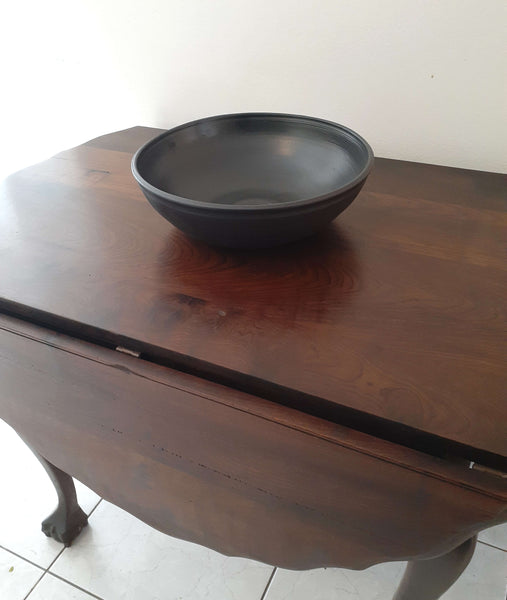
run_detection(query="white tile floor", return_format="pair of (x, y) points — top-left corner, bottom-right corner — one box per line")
(1, 419), (505, 600)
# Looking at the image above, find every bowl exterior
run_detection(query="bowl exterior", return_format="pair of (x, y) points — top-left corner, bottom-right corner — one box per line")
(139, 180), (366, 248)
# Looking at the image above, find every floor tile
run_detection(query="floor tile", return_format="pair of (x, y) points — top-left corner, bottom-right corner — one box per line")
(28, 573), (101, 600)
(50, 500), (273, 600)
(479, 523), (507, 551)
(0, 419), (101, 568)
(265, 561), (405, 600)
(0, 547), (43, 600)
(265, 542), (507, 600)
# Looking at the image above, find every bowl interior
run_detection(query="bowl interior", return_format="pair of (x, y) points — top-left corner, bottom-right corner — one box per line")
(135, 115), (371, 207)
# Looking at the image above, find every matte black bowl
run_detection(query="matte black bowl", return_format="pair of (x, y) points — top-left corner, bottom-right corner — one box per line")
(132, 113), (373, 248)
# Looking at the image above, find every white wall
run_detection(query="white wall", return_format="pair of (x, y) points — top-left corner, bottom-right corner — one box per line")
(1, 0), (506, 177)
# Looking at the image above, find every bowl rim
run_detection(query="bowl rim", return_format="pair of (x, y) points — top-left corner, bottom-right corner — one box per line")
(131, 112), (374, 212)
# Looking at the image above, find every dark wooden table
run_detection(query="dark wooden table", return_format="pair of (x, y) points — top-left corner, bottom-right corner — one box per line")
(1, 127), (505, 599)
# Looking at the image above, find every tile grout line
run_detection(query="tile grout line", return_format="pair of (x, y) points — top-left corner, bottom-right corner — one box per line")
(87, 497), (104, 520)
(0, 544), (47, 571)
(260, 566), (277, 600)
(477, 539), (507, 553)
(39, 572), (106, 600)
(22, 545), (65, 600)
(21, 571), (46, 600)
(22, 497), (104, 600)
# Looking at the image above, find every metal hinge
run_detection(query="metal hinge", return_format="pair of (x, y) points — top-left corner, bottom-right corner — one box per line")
(115, 346), (141, 358)
(469, 461), (507, 479)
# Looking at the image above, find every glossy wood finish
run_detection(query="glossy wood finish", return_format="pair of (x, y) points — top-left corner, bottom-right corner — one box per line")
(0, 128), (506, 467)
(1, 129), (506, 599)
(1, 315), (505, 572)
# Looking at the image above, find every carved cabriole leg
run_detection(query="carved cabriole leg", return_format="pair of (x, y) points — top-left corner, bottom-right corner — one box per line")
(29, 447), (88, 546)
(393, 536), (477, 600)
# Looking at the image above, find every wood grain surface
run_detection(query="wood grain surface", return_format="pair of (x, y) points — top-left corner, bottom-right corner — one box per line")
(1, 127), (506, 465)
(1, 314), (505, 570)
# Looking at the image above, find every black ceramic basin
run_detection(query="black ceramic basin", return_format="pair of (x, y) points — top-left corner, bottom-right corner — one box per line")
(132, 113), (373, 248)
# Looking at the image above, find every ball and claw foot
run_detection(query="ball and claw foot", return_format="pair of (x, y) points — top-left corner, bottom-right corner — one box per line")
(24, 441), (89, 547)
(41, 506), (88, 547)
